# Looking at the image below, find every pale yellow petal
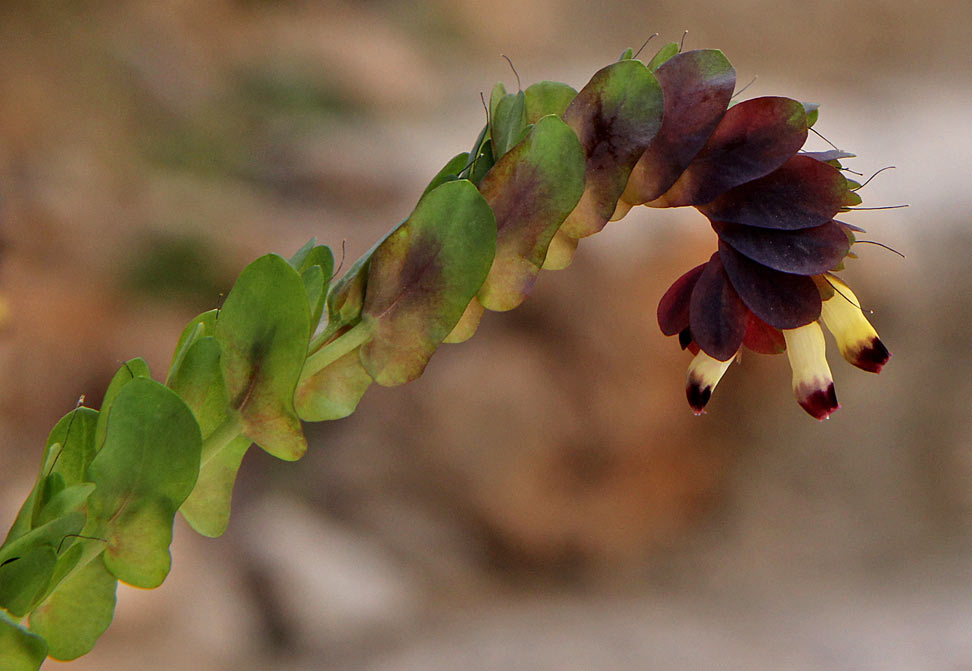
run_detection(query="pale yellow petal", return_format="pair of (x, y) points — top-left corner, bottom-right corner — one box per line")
(783, 322), (839, 420)
(820, 275), (891, 373)
(685, 350), (734, 415)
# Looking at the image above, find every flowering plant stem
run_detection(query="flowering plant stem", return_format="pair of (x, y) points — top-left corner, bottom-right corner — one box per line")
(0, 41), (892, 670)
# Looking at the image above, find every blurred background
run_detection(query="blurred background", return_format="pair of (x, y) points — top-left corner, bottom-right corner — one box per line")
(1, 1), (970, 669)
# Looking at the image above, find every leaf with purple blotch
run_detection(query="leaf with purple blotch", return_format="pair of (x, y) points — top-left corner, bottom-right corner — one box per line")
(623, 49), (736, 205)
(718, 241), (821, 329)
(699, 155), (852, 230)
(360, 180), (495, 386)
(652, 97), (808, 207)
(560, 59), (663, 238)
(477, 115), (586, 311)
(689, 253), (748, 361)
(215, 254), (310, 461)
(712, 219), (850, 275)
(326, 163), (465, 334)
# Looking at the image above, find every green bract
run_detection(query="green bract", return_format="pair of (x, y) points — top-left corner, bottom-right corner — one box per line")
(0, 611), (47, 671)
(29, 555), (116, 660)
(560, 59), (664, 238)
(85, 377), (201, 588)
(215, 254), (310, 461)
(360, 179), (496, 386)
(477, 114), (586, 311)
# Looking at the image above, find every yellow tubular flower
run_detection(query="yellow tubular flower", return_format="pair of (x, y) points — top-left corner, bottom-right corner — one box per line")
(820, 275), (891, 373)
(783, 322), (839, 420)
(685, 350), (735, 415)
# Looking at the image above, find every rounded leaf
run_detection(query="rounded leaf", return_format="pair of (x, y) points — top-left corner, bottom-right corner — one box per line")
(718, 241), (821, 329)
(561, 59), (664, 237)
(624, 49), (736, 204)
(698, 155), (852, 230)
(478, 115), (586, 311)
(360, 180), (496, 386)
(655, 97), (808, 207)
(657, 263), (706, 336)
(712, 219), (850, 274)
(689, 253), (748, 361)
(215, 254), (310, 461)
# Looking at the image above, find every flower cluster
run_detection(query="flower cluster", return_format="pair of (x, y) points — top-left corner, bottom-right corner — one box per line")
(619, 51), (890, 418)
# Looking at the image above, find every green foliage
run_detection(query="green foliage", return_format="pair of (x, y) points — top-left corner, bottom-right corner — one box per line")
(646, 41), (680, 71)
(85, 377), (201, 588)
(560, 59), (664, 238)
(0, 611), (47, 671)
(423, 152), (471, 195)
(0, 40), (876, 668)
(94, 358), (151, 455)
(359, 179), (496, 386)
(477, 115), (586, 311)
(214, 254), (310, 460)
(524, 81), (578, 123)
(490, 87), (529, 159)
(167, 334), (242, 537)
(29, 555), (116, 660)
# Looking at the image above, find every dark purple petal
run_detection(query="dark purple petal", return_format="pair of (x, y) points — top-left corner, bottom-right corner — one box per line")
(623, 50), (736, 204)
(718, 241), (821, 329)
(657, 263), (706, 336)
(653, 97), (808, 207)
(689, 253), (748, 361)
(698, 155), (850, 230)
(711, 220), (850, 275)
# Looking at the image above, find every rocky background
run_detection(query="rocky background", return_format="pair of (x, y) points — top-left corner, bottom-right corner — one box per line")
(1, 1), (970, 669)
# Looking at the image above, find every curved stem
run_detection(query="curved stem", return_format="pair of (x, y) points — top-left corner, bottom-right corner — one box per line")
(300, 322), (371, 384)
(200, 415), (244, 468)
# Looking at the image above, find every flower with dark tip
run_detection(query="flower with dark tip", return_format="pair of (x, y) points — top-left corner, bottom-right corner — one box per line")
(621, 47), (891, 417)
(819, 275), (892, 374)
(783, 322), (840, 420)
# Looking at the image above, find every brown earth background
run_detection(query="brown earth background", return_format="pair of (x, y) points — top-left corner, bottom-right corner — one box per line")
(1, 1), (971, 669)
